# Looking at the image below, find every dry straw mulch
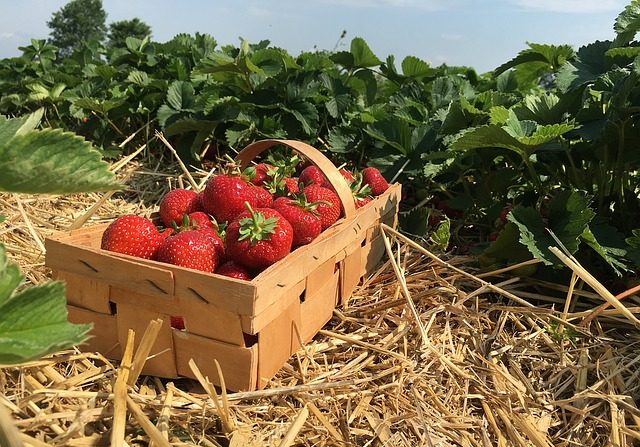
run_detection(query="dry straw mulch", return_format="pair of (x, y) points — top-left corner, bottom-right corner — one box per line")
(1, 144), (640, 446)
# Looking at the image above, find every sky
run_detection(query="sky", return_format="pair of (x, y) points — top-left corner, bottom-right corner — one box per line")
(0, 0), (631, 74)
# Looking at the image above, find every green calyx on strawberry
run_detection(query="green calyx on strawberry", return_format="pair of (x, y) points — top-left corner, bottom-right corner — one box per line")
(349, 172), (373, 208)
(226, 203), (294, 270)
(237, 202), (280, 244)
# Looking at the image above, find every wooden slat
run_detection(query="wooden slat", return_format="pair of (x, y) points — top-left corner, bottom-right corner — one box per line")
(55, 270), (112, 314)
(67, 305), (121, 358)
(115, 303), (178, 378)
(174, 331), (258, 392)
(46, 239), (175, 298)
(240, 280), (305, 335)
(300, 269), (340, 343)
(109, 287), (246, 346)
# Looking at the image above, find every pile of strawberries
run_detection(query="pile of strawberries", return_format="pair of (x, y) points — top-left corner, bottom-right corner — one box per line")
(100, 156), (389, 281)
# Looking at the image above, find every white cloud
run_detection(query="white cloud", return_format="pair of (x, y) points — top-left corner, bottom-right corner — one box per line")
(511, 0), (625, 14)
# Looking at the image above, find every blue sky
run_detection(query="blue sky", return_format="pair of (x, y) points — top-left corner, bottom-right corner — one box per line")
(0, 0), (630, 73)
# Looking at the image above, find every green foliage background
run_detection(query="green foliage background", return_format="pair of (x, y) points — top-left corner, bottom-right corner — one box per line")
(1, 1), (640, 286)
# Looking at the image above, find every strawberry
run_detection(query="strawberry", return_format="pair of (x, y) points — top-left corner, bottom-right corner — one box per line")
(187, 211), (216, 230)
(170, 316), (185, 330)
(340, 168), (355, 185)
(350, 172), (373, 209)
(283, 177), (300, 195)
(216, 261), (253, 281)
(302, 185), (341, 230)
(299, 165), (328, 187)
(157, 230), (219, 273)
(159, 189), (199, 227)
(226, 205), (293, 270)
(355, 197), (372, 208)
(244, 163), (274, 186)
(251, 185), (274, 208)
(101, 215), (163, 260)
(263, 173), (300, 198)
(202, 174), (258, 224)
(198, 226), (226, 263)
(273, 196), (322, 246)
(361, 167), (389, 196)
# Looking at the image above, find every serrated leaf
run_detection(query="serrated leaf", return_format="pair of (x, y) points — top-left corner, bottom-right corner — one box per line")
(285, 101), (319, 135)
(450, 124), (525, 155)
(507, 191), (595, 265)
(127, 70), (150, 86)
(489, 106), (510, 125)
(167, 81), (195, 111)
(0, 109), (43, 142)
(401, 56), (432, 78)
(399, 207), (430, 236)
(430, 217), (451, 251)
(350, 37), (381, 68)
(494, 42), (575, 75)
(581, 223), (629, 276)
(0, 244), (90, 364)
(519, 123), (574, 146)
(614, 0), (640, 46)
(353, 69), (377, 105)
(0, 126), (121, 194)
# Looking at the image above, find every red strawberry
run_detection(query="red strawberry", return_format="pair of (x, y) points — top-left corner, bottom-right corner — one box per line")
(340, 168), (355, 184)
(361, 167), (389, 196)
(159, 189), (199, 227)
(202, 175), (258, 224)
(216, 261), (253, 281)
(283, 177), (300, 195)
(187, 211), (216, 230)
(356, 197), (372, 208)
(302, 185), (341, 230)
(350, 172), (373, 209)
(273, 196), (322, 246)
(226, 205), (293, 270)
(198, 227), (226, 262)
(170, 316), (185, 330)
(299, 165), (328, 187)
(157, 230), (219, 273)
(244, 163), (275, 186)
(194, 192), (205, 212)
(252, 185), (274, 208)
(101, 215), (163, 260)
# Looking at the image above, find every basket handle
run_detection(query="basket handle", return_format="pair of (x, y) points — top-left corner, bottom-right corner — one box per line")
(235, 139), (356, 219)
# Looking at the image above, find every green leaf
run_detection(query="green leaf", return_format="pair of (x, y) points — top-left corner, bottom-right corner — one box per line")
(401, 56), (433, 78)
(626, 229), (640, 265)
(0, 244), (90, 364)
(450, 124), (525, 156)
(0, 117), (121, 194)
(614, 0), (640, 46)
(350, 37), (381, 68)
(507, 191), (595, 265)
(430, 217), (451, 251)
(167, 81), (195, 111)
(0, 109), (42, 142)
(399, 207), (430, 236)
(580, 223), (629, 276)
(285, 101), (319, 135)
(494, 42), (575, 75)
(0, 215), (5, 224)
(489, 106), (510, 125)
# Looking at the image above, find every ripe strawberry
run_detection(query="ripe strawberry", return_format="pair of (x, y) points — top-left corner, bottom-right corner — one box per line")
(340, 168), (355, 184)
(187, 211), (216, 230)
(216, 261), (253, 281)
(355, 197), (372, 208)
(226, 205), (293, 270)
(299, 165), (328, 187)
(350, 172), (373, 209)
(302, 185), (341, 230)
(159, 189), (199, 227)
(361, 167), (389, 196)
(170, 316), (185, 330)
(157, 230), (219, 273)
(283, 178), (300, 195)
(273, 196), (322, 246)
(244, 163), (275, 186)
(202, 175), (258, 224)
(198, 227), (226, 262)
(264, 173), (300, 198)
(252, 185), (274, 208)
(101, 215), (163, 260)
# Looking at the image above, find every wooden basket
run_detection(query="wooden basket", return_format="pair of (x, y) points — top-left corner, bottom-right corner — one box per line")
(44, 139), (401, 391)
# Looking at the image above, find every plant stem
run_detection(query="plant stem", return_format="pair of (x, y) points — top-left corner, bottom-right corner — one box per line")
(523, 155), (543, 193)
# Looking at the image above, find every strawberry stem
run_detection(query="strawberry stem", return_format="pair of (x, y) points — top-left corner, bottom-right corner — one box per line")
(238, 201), (278, 244)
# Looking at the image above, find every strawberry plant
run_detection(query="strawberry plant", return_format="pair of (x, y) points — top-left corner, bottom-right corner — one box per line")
(0, 110), (120, 363)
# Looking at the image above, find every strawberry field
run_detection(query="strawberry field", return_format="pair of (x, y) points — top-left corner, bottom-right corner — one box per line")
(1, 1), (640, 446)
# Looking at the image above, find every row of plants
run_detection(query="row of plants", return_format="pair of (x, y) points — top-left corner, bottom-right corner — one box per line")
(1, 2), (640, 287)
